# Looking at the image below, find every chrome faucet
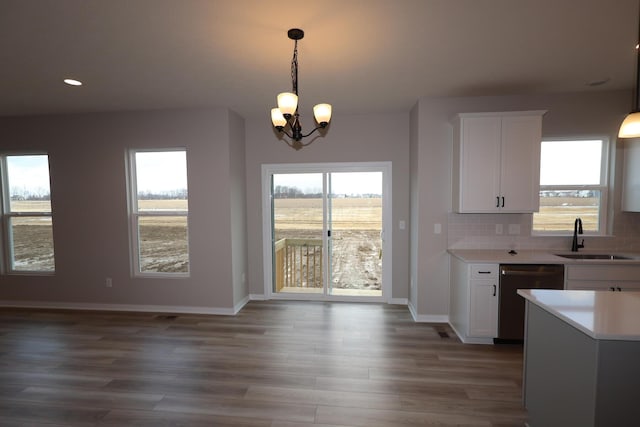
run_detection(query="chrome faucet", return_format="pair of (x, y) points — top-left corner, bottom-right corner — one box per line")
(571, 218), (584, 252)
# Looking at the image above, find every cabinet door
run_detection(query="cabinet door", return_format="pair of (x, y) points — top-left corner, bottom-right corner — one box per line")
(500, 115), (542, 212)
(458, 116), (502, 212)
(469, 280), (498, 337)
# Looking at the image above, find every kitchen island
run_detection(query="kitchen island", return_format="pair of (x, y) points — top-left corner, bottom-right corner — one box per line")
(518, 289), (640, 427)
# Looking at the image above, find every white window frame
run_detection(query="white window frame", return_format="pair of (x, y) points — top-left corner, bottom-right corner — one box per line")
(128, 148), (190, 278)
(532, 137), (609, 236)
(0, 153), (55, 275)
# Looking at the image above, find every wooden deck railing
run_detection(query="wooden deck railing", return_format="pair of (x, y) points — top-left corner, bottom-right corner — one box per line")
(274, 238), (323, 291)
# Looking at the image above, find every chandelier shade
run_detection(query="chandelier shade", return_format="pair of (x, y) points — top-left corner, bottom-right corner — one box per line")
(313, 103), (332, 125)
(277, 92), (298, 117)
(270, 28), (332, 149)
(270, 108), (287, 127)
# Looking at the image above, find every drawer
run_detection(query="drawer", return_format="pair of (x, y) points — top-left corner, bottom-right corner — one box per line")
(470, 264), (498, 278)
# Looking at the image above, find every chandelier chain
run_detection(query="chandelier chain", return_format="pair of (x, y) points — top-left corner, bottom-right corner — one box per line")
(291, 40), (299, 95)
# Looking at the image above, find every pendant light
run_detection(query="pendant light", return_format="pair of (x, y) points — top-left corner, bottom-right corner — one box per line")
(619, 9), (640, 138)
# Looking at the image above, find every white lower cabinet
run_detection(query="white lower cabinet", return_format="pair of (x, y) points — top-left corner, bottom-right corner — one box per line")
(566, 264), (640, 291)
(469, 279), (499, 337)
(450, 258), (499, 344)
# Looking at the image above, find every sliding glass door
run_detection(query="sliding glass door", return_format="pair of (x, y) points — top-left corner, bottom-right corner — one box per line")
(263, 163), (390, 301)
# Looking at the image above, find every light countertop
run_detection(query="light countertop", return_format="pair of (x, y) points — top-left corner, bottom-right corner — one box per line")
(448, 249), (640, 264)
(518, 289), (640, 341)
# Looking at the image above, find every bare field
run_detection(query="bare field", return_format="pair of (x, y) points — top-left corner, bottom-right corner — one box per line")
(274, 198), (382, 230)
(274, 197), (382, 291)
(11, 197), (598, 276)
(534, 197), (599, 231)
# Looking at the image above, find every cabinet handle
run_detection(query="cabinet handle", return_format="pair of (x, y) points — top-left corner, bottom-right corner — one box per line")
(478, 271), (492, 274)
(492, 284), (496, 296)
(617, 287), (622, 292)
(501, 196), (505, 208)
(496, 196), (500, 208)
(610, 287), (615, 291)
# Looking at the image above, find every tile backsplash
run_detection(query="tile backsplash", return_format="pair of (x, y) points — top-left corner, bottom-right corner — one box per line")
(447, 212), (640, 252)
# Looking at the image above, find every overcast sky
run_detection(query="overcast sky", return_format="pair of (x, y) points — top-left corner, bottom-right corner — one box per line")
(274, 172), (383, 195)
(540, 140), (602, 185)
(6, 155), (51, 196)
(135, 151), (187, 193)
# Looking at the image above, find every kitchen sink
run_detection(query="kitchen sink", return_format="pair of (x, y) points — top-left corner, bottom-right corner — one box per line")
(555, 253), (633, 260)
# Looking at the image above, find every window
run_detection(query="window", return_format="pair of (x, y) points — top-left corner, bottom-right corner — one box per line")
(532, 139), (608, 234)
(1, 154), (55, 273)
(129, 149), (189, 276)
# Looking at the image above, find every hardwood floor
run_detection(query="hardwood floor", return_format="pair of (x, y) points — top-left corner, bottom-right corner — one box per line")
(0, 301), (527, 426)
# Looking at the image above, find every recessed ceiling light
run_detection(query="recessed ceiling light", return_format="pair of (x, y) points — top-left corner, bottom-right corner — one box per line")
(63, 78), (83, 86)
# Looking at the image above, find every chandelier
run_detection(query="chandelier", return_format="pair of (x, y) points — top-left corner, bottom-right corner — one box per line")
(270, 28), (332, 150)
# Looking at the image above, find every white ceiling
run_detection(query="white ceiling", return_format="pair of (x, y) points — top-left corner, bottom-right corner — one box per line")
(0, 0), (638, 118)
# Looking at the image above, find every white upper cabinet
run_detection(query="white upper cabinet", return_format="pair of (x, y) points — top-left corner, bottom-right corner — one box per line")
(452, 111), (545, 213)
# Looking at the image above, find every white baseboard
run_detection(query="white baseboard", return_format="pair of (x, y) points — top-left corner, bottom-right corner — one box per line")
(414, 314), (449, 323)
(233, 295), (250, 314)
(448, 322), (494, 344)
(249, 293), (267, 301)
(388, 298), (408, 305)
(408, 300), (449, 323)
(0, 300), (237, 316)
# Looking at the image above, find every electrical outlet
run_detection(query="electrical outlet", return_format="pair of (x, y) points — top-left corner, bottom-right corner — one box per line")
(105, 277), (113, 288)
(495, 224), (503, 235)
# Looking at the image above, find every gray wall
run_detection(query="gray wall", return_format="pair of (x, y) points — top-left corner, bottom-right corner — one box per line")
(410, 90), (634, 318)
(0, 108), (247, 313)
(0, 90), (636, 321)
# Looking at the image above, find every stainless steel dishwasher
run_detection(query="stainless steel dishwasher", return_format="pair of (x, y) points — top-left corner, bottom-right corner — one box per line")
(497, 264), (564, 343)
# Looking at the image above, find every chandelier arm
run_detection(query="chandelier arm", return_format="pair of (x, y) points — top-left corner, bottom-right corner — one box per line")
(277, 127), (294, 139)
(286, 138), (314, 149)
(300, 124), (328, 139)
